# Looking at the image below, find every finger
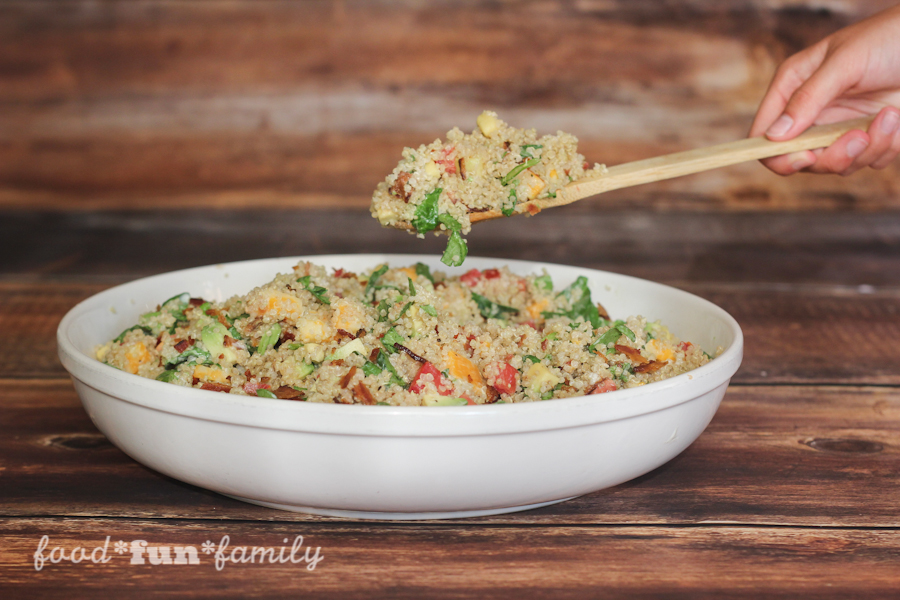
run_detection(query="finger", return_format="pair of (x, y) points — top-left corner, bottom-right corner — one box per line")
(765, 52), (854, 140)
(871, 126), (900, 169)
(759, 150), (818, 176)
(803, 130), (870, 175)
(864, 107), (900, 169)
(845, 106), (900, 170)
(749, 45), (826, 138)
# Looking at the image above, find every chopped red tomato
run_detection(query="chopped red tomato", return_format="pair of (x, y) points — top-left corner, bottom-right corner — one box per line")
(461, 394), (476, 406)
(242, 380), (270, 395)
(483, 268), (501, 279)
(434, 147), (458, 174)
(590, 379), (617, 394)
(679, 342), (693, 352)
(460, 269), (482, 287)
(490, 362), (519, 395)
(409, 362), (454, 395)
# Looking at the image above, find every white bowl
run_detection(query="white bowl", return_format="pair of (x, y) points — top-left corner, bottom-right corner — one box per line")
(58, 255), (742, 520)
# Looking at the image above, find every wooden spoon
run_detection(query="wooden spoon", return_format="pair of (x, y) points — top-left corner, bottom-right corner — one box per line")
(464, 116), (875, 224)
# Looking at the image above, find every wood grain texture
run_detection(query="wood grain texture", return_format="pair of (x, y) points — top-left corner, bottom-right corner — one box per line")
(4, 2), (900, 594)
(4, 209), (900, 286)
(1, 0), (899, 211)
(2, 381), (898, 526)
(1, 518), (899, 599)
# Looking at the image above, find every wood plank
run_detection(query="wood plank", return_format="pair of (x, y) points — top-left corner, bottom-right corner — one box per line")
(2, 381), (898, 526)
(4, 0), (883, 101)
(1, 517), (898, 599)
(1, 1), (899, 210)
(4, 209), (900, 286)
(4, 133), (894, 212)
(0, 283), (101, 379)
(696, 285), (900, 385)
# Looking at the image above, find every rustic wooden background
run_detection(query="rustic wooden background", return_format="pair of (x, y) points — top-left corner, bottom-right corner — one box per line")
(2, 0), (900, 214)
(3, 1), (900, 598)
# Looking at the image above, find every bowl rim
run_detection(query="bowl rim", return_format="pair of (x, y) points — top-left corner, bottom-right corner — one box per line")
(58, 254), (743, 437)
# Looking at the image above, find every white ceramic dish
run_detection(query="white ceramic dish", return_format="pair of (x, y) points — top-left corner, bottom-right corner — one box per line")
(58, 254), (742, 520)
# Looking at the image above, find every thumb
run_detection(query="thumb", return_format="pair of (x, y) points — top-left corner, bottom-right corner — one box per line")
(765, 60), (850, 140)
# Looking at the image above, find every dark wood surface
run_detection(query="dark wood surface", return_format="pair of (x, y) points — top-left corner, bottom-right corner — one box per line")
(3, 210), (900, 598)
(3, 0), (900, 213)
(4, 1), (900, 598)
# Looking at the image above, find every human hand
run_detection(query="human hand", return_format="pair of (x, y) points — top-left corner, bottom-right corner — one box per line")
(749, 4), (900, 176)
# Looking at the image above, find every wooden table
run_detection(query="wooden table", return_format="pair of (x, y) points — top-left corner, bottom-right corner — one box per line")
(3, 0), (900, 596)
(2, 207), (899, 598)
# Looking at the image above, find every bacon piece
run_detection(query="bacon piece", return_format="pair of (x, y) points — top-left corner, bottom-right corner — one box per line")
(353, 382), (376, 405)
(395, 344), (426, 363)
(634, 360), (668, 374)
(223, 336), (235, 347)
(273, 386), (305, 400)
(339, 365), (359, 389)
(205, 308), (229, 327)
(458, 157), (468, 180)
(174, 339), (195, 353)
(369, 348), (381, 362)
(614, 344), (648, 365)
(597, 303), (610, 321)
(189, 298), (205, 307)
(333, 268), (356, 279)
(390, 172), (412, 202)
(485, 386), (500, 404)
(201, 382), (232, 393)
(281, 330), (296, 342)
(337, 329), (357, 340)
(525, 203), (541, 216)
(467, 207), (490, 213)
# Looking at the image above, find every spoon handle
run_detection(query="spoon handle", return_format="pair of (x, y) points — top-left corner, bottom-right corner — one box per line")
(556, 116), (875, 206)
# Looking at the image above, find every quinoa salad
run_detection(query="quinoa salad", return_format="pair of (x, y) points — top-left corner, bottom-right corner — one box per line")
(371, 112), (607, 266)
(97, 262), (714, 406)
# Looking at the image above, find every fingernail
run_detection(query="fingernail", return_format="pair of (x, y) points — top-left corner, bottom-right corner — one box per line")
(788, 152), (814, 171)
(846, 138), (868, 158)
(766, 114), (794, 137)
(880, 110), (899, 135)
